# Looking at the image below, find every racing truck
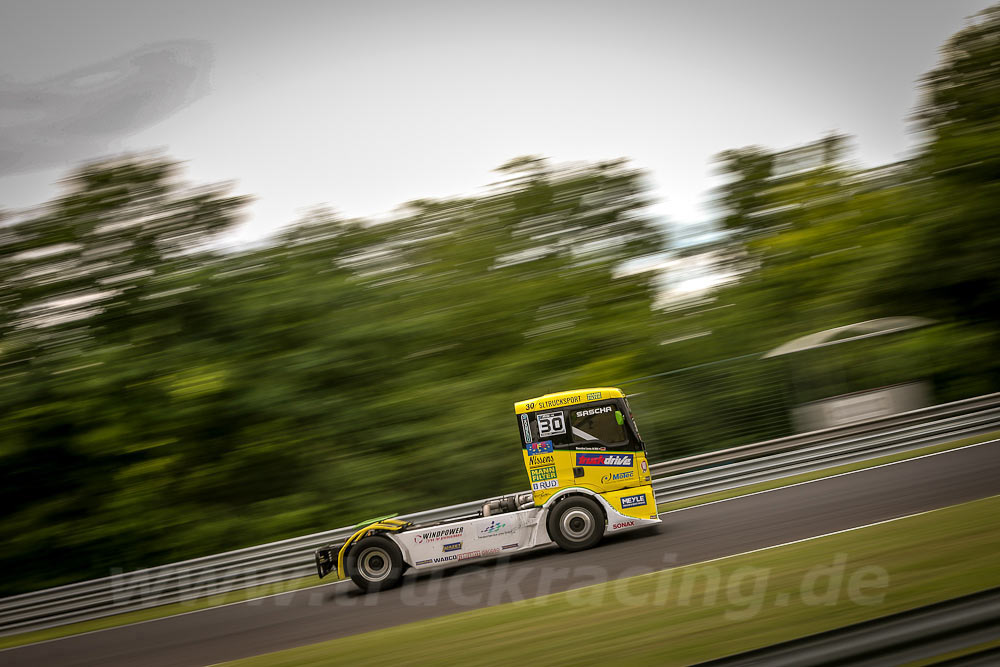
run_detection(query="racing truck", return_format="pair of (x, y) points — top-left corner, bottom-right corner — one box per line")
(315, 387), (660, 591)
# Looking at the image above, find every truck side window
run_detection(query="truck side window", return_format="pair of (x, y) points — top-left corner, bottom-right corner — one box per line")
(518, 412), (571, 447)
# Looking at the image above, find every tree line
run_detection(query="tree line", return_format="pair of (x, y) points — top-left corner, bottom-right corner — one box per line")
(2, 7), (998, 594)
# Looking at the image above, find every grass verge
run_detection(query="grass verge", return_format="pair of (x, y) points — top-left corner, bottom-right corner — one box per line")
(4, 430), (996, 651)
(656, 430), (1000, 514)
(227, 494), (1000, 666)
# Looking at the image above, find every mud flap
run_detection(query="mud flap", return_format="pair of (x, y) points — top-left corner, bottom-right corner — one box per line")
(315, 545), (338, 579)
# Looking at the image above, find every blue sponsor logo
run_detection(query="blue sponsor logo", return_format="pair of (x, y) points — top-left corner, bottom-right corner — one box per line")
(601, 470), (635, 484)
(480, 520), (507, 535)
(442, 541), (462, 552)
(527, 440), (554, 455)
(620, 493), (647, 509)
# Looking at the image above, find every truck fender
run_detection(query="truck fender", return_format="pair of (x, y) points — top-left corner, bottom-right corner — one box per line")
(543, 487), (613, 518)
(531, 487), (612, 544)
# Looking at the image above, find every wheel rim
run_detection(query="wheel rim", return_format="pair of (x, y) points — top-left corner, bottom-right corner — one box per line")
(560, 508), (595, 542)
(357, 546), (392, 581)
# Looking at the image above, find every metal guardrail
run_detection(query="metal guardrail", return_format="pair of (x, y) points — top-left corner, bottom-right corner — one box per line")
(652, 395), (1000, 503)
(2, 392), (998, 637)
(698, 587), (1000, 666)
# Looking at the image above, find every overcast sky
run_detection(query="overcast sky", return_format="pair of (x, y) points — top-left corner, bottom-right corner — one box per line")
(0, 0), (993, 242)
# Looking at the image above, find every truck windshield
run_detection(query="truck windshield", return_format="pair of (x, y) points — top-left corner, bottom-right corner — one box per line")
(518, 399), (642, 450)
(569, 403), (626, 444)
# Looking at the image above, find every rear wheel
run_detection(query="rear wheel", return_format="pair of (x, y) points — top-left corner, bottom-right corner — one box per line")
(547, 496), (604, 551)
(346, 535), (404, 592)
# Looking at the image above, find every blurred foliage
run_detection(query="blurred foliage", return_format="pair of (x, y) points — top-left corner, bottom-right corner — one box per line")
(633, 7), (1000, 458)
(2, 8), (1000, 595)
(0, 155), (669, 593)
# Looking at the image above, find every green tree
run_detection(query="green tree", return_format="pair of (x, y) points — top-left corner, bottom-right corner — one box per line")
(0, 154), (669, 594)
(869, 6), (1000, 331)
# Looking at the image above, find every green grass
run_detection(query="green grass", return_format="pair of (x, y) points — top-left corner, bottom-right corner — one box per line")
(0, 574), (334, 650)
(227, 494), (1000, 666)
(4, 430), (996, 651)
(656, 430), (1000, 513)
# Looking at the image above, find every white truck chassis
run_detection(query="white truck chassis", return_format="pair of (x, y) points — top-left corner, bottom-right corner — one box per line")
(398, 488), (657, 567)
(318, 487), (660, 591)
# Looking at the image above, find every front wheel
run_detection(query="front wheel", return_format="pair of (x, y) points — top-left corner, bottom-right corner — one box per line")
(345, 535), (404, 592)
(547, 496), (604, 551)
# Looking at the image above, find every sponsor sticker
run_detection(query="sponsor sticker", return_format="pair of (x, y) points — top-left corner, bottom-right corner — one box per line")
(479, 520), (514, 536)
(530, 465), (557, 482)
(586, 392), (602, 401)
(458, 550), (481, 560)
(612, 521), (636, 530)
(640, 459), (648, 473)
(532, 479), (559, 491)
(620, 493), (647, 509)
(415, 558), (432, 566)
(576, 453), (633, 467)
(442, 541), (462, 552)
(601, 470), (635, 484)
(527, 440), (554, 455)
(502, 543), (518, 550)
(528, 454), (555, 467)
(414, 526), (464, 543)
(433, 555), (457, 563)
(520, 413), (531, 445)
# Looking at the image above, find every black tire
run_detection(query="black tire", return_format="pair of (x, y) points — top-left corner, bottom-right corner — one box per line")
(547, 496), (604, 551)
(345, 535), (405, 592)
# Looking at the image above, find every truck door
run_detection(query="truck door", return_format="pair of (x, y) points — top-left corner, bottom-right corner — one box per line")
(565, 401), (642, 493)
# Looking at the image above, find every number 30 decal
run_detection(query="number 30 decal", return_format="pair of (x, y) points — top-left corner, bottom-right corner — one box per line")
(536, 411), (566, 437)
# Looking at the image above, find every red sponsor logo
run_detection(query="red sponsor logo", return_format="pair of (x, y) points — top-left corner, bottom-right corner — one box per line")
(576, 453), (633, 466)
(612, 521), (635, 530)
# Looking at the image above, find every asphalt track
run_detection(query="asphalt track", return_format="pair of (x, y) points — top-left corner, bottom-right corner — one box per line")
(5, 440), (1000, 667)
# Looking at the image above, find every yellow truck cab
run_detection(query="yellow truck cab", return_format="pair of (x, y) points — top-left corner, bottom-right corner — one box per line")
(316, 387), (660, 591)
(517, 387), (656, 518)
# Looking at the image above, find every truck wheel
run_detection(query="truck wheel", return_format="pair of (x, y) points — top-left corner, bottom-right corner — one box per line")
(547, 496), (604, 551)
(346, 535), (404, 592)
